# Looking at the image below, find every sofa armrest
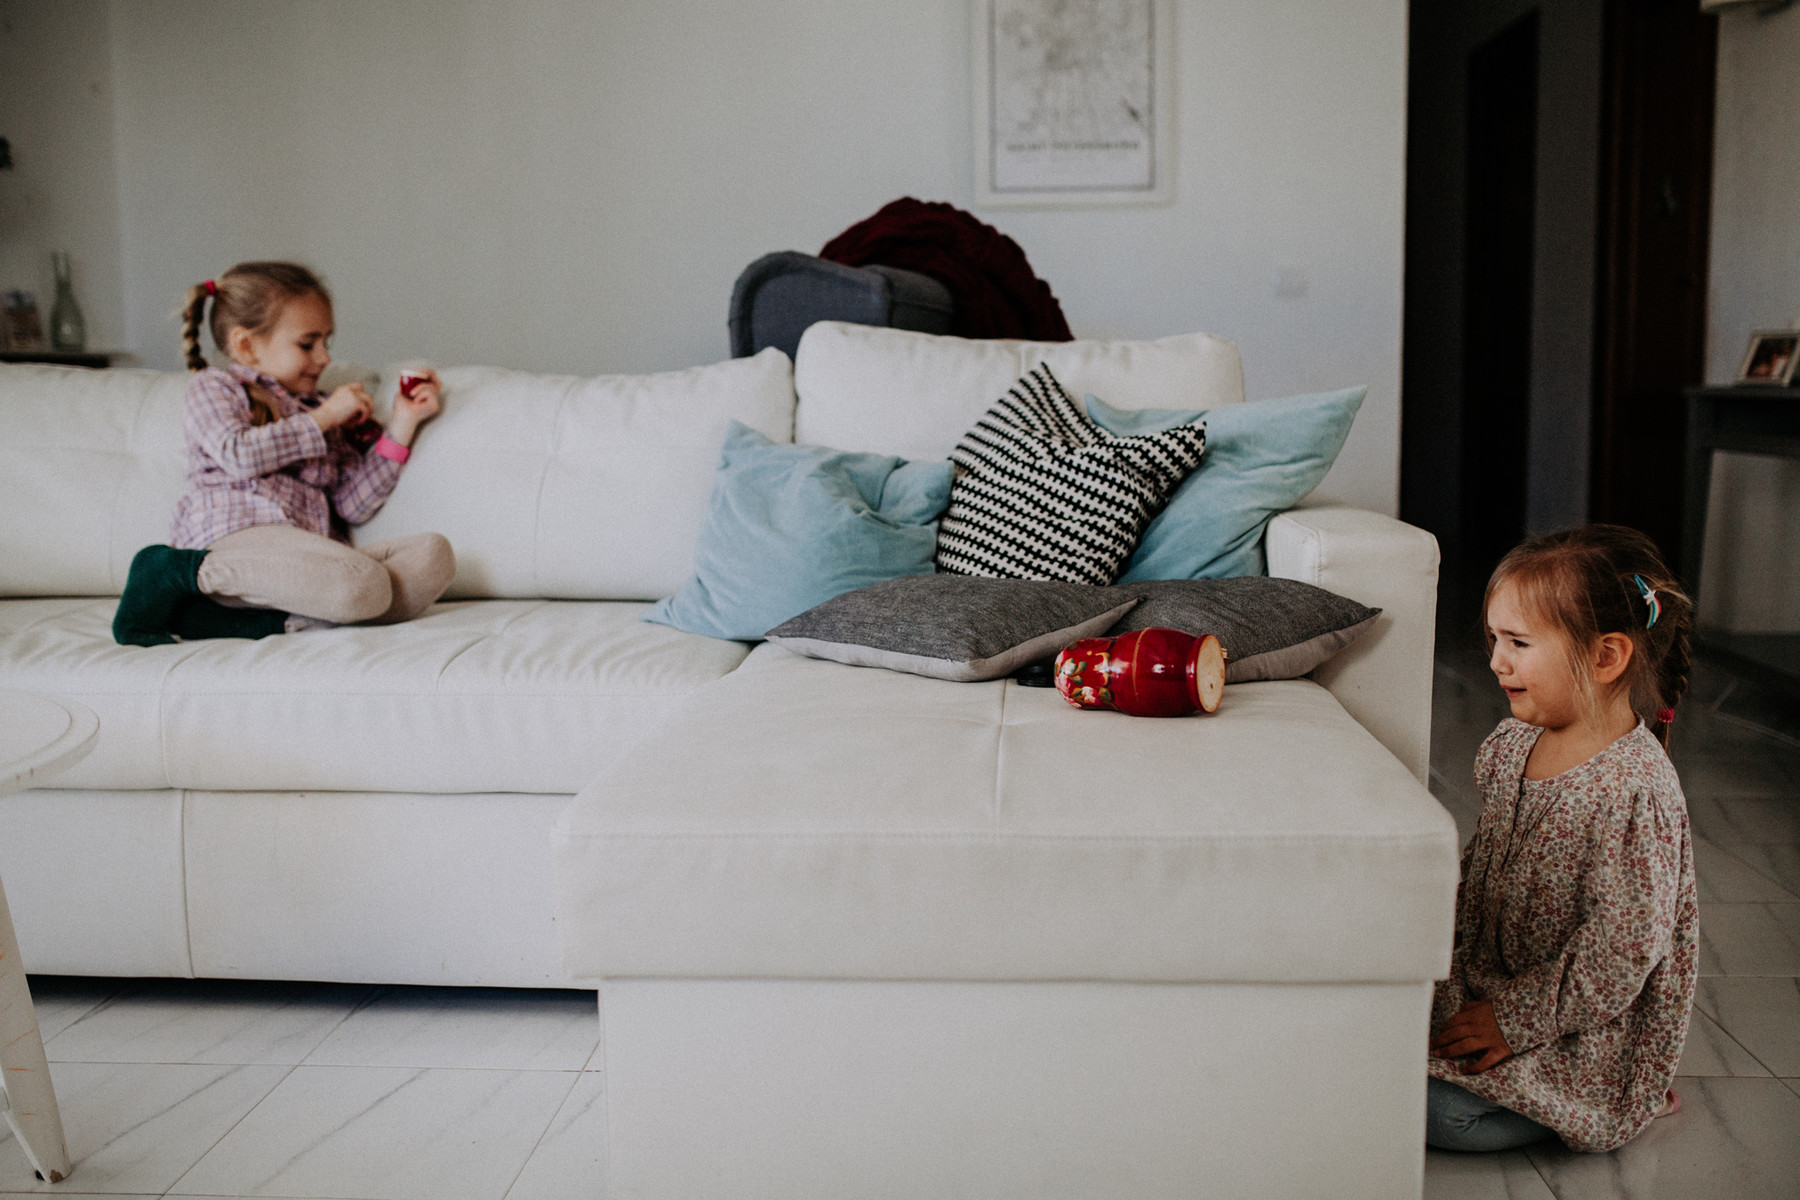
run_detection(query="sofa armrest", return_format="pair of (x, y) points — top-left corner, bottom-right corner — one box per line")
(1265, 499), (1439, 785)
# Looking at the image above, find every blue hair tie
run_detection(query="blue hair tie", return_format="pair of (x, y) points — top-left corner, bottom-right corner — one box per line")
(1634, 575), (1661, 628)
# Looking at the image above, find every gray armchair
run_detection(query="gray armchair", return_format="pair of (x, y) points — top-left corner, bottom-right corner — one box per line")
(728, 251), (953, 360)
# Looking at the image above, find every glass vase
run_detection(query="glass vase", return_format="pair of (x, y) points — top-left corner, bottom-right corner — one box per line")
(49, 252), (86, 353)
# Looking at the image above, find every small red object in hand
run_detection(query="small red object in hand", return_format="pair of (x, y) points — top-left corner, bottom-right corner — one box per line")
(342, 416), (384, 451)
(398, 371), (428, 399)
(1055, 628), (1227, 717)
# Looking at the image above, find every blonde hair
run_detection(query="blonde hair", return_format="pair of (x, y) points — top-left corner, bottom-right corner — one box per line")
(180, 261), (331, 427)
(1484, 524), (1693, 746)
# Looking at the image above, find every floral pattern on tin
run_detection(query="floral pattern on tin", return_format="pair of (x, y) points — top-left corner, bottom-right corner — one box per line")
(1056, 643), (1115, 710)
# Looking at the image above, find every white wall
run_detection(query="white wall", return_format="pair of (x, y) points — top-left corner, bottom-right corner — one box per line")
(15, 0), (1407, 512)
(0, 0), (126, 352)
(1700, 4), (1800, 632)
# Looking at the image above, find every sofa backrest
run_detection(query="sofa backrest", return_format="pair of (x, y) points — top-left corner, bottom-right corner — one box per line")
(357, 351), (794, 600)
(0, 352), (796, 601)
(0, 329), (1243, 601)
(793, 322), (1245, 463)
(0, 364), (191, 597)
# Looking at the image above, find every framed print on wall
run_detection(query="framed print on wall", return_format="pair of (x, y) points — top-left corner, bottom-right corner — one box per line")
(974, 0), (1176, 209)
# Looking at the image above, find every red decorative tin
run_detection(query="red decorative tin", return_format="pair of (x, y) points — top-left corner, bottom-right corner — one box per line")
(1054, 627), (1226, 717)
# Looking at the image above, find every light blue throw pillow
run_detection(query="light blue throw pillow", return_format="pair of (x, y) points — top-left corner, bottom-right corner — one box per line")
(1087, 387), (1364, 580)
(644, 422), (953, 641)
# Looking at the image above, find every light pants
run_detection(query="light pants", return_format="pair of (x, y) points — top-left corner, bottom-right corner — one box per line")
(1425, 1077), (1555, 1152)
(198, 524), (455, 626)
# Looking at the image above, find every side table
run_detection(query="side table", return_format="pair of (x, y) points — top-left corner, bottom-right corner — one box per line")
(0, 691), (98, 1184)
(1682, 386), (1800, 694)
(0, 351), (112, 369)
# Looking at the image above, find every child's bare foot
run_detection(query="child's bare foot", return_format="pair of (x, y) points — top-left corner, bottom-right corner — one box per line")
(1655, 1088), (1680, 1118)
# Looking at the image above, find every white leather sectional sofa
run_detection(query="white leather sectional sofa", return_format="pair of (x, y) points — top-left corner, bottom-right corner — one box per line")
(0, 323), (1457, 1198)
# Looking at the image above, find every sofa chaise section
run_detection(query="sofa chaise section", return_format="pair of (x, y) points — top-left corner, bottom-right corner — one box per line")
(554, 652), (1457, 1199)
(553, 490), (1456, 1198)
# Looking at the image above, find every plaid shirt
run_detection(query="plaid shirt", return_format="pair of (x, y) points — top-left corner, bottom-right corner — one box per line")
(170, 364), (403, 549)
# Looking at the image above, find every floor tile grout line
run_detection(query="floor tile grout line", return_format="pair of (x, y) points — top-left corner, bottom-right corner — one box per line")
(43, 1058), (595, 1074)
(1690, 1007), (1777, 1080)
(40, 978), (133, 1046)
(292, 983), (387, 1070)
(159, 1193), (392, 1199)
(1525, 1150), (1560, 1199)
(158, 1060), (301, 1200)
(1695, 838), (1800, 902)
(42, 981), (383, 1074)
(1695, 974), (1800, 1083)
(498, 1069), (584, 1200)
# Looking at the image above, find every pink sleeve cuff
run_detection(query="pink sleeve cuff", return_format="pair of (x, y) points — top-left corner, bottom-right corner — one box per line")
(373, 434), (411, 464)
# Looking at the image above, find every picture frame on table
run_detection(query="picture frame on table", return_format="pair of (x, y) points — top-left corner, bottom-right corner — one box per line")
(1736, 329), (1800, 386)
(973, 0), (1175, 209)
(2, 291), (47, 353)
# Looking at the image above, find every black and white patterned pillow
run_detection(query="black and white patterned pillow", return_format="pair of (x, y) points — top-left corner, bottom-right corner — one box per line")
(934, 365), (1206, 585)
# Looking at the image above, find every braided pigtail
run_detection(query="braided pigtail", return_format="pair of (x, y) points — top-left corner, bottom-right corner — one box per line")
(240, 380), (281, 427)
(180, 283), (211, 371)
(1639, 573), (1694, 749)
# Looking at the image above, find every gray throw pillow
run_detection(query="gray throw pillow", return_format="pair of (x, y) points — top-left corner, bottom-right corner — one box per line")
(1109, 577), (1380, 683)
(765, 575), (1139, 682)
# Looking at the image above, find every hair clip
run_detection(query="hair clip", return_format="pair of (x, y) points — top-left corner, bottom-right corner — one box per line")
(202, 279), (217, 296)
(1657, 707), (1676, 725)
(1634, 574), (1660, 628)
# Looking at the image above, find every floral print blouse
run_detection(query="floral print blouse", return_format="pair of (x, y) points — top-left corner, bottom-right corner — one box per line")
(1429, 718), (1698, 1152)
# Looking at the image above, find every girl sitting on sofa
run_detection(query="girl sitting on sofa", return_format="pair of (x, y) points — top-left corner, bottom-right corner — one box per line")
(1426, 524), (1697, 1154)
(114, 261), (454, 645)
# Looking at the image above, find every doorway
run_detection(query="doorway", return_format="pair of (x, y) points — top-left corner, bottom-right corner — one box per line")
(1460, 13), (1539, 565)
(1590, 0), (1717, 563)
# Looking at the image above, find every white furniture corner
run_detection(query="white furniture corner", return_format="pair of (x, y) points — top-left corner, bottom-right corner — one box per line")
(0, 690), (97, 1185)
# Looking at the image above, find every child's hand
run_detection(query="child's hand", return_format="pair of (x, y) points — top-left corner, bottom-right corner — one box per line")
(311, 383), (375, 432)
(1429, 1000), (1513, 1073)
(386, 369), (442, 447)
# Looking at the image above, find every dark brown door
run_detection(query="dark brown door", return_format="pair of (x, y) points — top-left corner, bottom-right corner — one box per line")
(1591, 0), (1717, 561)
(1461, 13), (1538, 564)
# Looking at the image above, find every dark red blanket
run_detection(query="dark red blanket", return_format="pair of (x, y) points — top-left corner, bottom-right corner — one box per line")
(819, 198), (1073, 341)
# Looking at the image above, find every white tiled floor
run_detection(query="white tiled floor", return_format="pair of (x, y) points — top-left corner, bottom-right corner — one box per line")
(0, 983), (604, 1199)
(3, 653), (1797, 1199)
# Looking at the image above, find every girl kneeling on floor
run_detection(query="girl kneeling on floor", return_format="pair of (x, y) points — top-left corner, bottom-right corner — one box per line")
(1427, 524), (1698, 1154)
(114, 261), (454, 645)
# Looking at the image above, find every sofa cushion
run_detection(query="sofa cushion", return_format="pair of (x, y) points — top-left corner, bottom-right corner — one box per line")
(1086, 388), (1365, 580)
(765, 576), (1138, 682)
(0, 364), (191, 596)
(1108, 578), (1381, 684)
(0, 598), (750, 794)
(643, 423), (952, 641)
(935, 365), (1206, 584)
(556, 644), (1459, 985)
(792, 323), (1245, 463)
(358, 349), (796, 601)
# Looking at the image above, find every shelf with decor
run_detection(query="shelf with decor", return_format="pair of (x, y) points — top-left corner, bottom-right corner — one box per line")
(0, 349), (113, 369)
(1682, 384), (1800, 695)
